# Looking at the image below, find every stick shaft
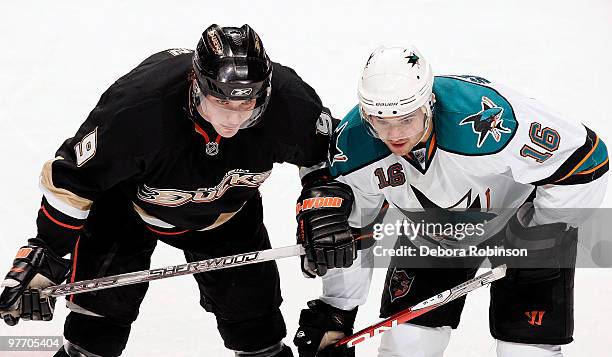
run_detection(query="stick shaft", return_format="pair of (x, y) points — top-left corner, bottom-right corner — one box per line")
(41, 244), (305, 298)
(337, 265), (507, 348)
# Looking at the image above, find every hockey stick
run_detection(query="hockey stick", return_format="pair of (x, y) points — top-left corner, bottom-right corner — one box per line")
(335, 264), (507, 349)
(40, 232), (375, 298)
(41, 244), (305, 298)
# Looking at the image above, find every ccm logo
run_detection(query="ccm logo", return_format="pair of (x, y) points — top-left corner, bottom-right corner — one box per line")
(346, 320), (398, 348)
(296, 197), (343, 214)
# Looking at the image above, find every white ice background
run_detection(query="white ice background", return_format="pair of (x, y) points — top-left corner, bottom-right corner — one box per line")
(0, 1), (611, 356)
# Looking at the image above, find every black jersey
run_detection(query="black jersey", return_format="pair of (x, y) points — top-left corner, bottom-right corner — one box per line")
(36, 49), (332, 254)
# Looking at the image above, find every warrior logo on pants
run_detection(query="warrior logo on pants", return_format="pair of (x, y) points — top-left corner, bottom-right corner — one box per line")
(389, 268), (415, 302)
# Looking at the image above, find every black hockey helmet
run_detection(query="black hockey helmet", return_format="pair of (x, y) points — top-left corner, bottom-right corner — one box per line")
(192, 24), (272, 128)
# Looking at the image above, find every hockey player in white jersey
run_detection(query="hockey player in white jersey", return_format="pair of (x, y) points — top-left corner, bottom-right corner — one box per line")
(292, 46), (608, 357)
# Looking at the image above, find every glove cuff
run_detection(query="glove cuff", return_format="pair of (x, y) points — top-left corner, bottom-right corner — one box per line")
(305, 299), (358, 332)
(7, 242), (71, 285)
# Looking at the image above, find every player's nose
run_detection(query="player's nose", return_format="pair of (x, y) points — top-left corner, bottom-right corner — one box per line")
(223, 112), (245, 127)
(387, 125), (407, 140)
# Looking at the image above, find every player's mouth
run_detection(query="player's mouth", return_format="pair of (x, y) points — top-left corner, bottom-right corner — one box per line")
(388, 139), (409, 149)
(220, 125), (240, 131)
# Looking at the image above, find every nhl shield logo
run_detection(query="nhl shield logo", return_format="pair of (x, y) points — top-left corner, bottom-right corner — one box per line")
(205, 142), (219, 156)
(389, 268), (414, 302)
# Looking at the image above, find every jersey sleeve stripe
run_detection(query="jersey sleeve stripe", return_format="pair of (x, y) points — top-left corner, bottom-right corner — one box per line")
(40, 205), (84, 230)
(573, 137), (608, 174)
(554, 135), (601, 182)
(40, 158), (92, 219)
(574, 157), (609, 176)
(532, 126), (609, 186)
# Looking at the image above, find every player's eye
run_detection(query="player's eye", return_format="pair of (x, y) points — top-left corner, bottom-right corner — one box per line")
(400, 117), (414, 125)
(374, 117), (391, 126)
(217, 100), (230, 105)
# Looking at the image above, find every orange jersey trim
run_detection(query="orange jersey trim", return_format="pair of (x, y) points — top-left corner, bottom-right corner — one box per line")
(555, 136), (600, 183)
(69, 237), (80, 302)
(40, 205), (84, 230)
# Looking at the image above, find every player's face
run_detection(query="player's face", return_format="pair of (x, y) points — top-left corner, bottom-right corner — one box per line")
(198, 95), (257, 138)
(364, 107), (430, 155)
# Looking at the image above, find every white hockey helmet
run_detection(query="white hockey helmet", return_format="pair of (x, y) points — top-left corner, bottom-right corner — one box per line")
(358, 46), (434, 140)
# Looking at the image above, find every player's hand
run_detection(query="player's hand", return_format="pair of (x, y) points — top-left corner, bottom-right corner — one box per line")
(293, 299), (357, 357)
(296, 180), (356, 277)
(0, 240), (70, 325)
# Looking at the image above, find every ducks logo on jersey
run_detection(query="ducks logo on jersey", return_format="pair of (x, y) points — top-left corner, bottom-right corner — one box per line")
(460, 96), (512, 148)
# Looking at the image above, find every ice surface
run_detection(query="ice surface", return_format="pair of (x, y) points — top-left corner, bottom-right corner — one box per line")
(1, 1), (611, 356)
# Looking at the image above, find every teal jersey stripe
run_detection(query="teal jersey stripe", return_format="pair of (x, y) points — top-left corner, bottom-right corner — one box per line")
(574, 136), (608, 174)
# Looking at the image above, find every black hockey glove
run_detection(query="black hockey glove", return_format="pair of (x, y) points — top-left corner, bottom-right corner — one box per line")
(293, 299), (357, 357)
(296, 180), (356, 277)
(0, 239), (71, 325)
(504, 203), (577, 284)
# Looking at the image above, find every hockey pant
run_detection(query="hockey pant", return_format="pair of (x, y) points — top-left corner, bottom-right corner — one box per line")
(376, 233), (577, 356)
(61, 193), (286, 356)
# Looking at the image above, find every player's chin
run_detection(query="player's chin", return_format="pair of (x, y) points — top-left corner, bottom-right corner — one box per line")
(217, 126), (241, 138)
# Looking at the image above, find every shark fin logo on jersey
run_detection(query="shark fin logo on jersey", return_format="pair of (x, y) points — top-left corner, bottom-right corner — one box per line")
(395, 186), (497, 246)
(330, 122), (349, 166)
(389, 268), (414, 302)
(459, 96), (511, 148)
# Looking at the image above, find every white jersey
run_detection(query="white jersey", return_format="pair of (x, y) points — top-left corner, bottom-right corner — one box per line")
(320, 75), (609, 310)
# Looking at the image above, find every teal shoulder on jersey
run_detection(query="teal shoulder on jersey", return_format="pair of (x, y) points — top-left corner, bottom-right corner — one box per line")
(329, 105), (391, 177)
(329, 75), (520, 176)
(433, 75), (518, 156)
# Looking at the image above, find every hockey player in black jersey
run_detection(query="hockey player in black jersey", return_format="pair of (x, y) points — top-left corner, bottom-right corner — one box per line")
(0, 24), (355, 357)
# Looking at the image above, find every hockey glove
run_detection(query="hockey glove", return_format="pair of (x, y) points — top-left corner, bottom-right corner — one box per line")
(0, 239), (71, 325)
(296, 180), (356, 277)
(293, 299), (357, 357)
(504, 203), (577, 284)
